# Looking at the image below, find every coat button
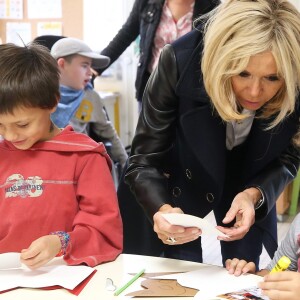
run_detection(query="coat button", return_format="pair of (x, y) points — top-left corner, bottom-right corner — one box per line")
(185, 169), (192, 180)
(206, 193), (214, 203)
(172, 187), (181, 197)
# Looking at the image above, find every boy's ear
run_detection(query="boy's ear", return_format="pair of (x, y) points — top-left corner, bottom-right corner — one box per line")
(50, 106), (57, 113)
(57, 58), (65, 68)
(55, 95), (60, 106)
(51, 96), (60, 113)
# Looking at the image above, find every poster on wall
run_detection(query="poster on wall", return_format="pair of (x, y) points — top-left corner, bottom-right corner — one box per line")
(37, 22), (62, 36)
(6, 22), (31, 45)
(27, 0), (61, 19)
(0, 0), (23, 19)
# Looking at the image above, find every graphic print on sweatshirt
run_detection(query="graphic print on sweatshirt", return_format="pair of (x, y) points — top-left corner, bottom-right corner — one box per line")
(5, 174), (44, 198)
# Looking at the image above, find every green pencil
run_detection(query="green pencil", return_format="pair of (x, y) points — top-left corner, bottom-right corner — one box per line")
(114, 268), (145, 296)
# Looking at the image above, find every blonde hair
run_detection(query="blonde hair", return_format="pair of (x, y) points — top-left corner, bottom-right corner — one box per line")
(200, 0), (300, 128)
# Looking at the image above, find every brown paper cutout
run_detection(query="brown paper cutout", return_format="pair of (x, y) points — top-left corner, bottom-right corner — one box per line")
(126, 279), (198, 297)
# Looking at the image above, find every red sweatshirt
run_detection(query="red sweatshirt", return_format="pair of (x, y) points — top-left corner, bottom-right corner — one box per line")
(0, 126), (123, 266)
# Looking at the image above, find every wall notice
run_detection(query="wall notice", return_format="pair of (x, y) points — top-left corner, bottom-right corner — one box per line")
(27, 0), (61, 19)
(0, 0), (23, 19)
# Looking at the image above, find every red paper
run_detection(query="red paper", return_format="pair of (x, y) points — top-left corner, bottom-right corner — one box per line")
(0, 269), (97, 296)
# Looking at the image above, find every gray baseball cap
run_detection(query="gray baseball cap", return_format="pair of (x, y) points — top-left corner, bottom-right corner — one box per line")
(51, 37), (110, 69)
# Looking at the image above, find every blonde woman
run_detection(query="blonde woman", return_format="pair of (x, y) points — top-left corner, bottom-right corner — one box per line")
(122, 0), (300, 266)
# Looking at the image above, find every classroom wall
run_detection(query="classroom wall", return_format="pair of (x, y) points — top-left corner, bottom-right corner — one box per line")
(0, 0), (83, 43)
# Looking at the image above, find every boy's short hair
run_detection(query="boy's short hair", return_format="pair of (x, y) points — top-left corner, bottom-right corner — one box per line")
(0, 43), (60, 114)
(51, 37), (110, 69)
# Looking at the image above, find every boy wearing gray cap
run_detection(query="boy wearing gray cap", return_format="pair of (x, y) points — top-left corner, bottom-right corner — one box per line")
(51, 37), (110, 127)
(50, 37), (128, 169)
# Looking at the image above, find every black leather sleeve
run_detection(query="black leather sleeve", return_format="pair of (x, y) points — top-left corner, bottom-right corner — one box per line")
(125, 44), (178, 220)
(248, 140), (300, 220)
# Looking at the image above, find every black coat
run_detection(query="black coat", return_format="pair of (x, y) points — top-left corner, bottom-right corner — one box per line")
(100, 0), (220, 101)
(123, 26), (300, 264)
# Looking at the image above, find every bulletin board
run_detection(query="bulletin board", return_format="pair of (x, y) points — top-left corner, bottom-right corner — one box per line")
(0, 0), (83, 44)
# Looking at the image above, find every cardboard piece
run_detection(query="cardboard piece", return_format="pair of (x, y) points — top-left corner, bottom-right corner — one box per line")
(126, 279), (198, 297)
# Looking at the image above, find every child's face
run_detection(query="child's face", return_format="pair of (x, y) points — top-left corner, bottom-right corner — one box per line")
(0, 106), (57, 150)
(59, 55), (93, 90)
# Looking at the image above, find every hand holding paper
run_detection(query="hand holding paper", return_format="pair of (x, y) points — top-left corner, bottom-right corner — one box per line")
(0, 253), (95, 293)
(161, 213), (229, 238)
(20, 235), (61, 269)
(217, 189), (258, 241)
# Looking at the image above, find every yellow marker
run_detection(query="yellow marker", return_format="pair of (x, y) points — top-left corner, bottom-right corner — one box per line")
(270, 256), (291, 273)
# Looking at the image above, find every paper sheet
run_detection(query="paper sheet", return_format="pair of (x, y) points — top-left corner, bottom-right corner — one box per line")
(27, 0), (62, 19)
(0, 252), (22, 270)
(0, 253), (94, 292)
(149, 264), (263, 299)
(161, 213), (228, 237)
(215, 286), (269, 300)
(6, 22), (32, 46)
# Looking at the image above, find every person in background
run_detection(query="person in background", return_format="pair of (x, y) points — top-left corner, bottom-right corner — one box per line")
(0, 42), (123, 269)
(71, 80), (128, 169)
(123, 0), (300, 266)
(47, 36), (128, 168)
(98, 0), (220, 110)
(226, 213), (300, 300)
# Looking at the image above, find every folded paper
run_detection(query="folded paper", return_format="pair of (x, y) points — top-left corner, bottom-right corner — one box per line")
(161, 213), (228, 237)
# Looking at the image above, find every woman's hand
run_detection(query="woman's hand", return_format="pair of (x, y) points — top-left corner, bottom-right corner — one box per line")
(153, 204), (201, 245)
(20, 235), (61, 269)
(259, 271), (300, 300)
(225, 258), (256, 276)
(217, 188), (260, 241)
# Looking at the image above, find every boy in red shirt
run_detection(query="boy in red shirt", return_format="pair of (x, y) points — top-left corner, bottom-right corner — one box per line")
(0, 42), (123, 269)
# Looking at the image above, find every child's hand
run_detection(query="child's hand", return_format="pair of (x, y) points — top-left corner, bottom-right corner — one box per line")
(259, 271), (300, 300)
(20, 235), (61, 269)
(225, 258), (256, 276)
